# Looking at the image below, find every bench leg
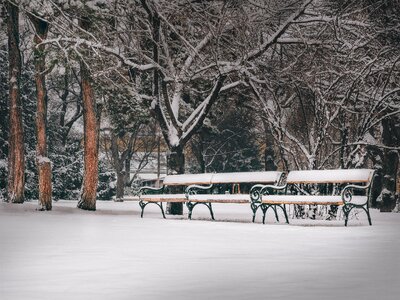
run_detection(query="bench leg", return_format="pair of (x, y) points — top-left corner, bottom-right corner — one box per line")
(281, 204), (289, 224)
(361, 205), (372, 226)
(208, 203), (215, 220)
(272, 205), (280, 222)
(186, 202), (215, 220)
(343, 204), (372, 226)
(139, 200), (166, 219)
(261, 204), (270, 224)
(139, 200), (146, 218)
(186, 202), (194, 220)
(261, 204), (283, 224)
(251, 203), (260, 223)
(366, 208), (372, 226)
(159, 202), (166, 219)
(343, 205), (351, 226)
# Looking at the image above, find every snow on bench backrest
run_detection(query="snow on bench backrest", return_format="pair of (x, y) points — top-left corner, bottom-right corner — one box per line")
(286, 169), (374, 184)
(210, 171), (282, 184)
(163, 173), (213, 186)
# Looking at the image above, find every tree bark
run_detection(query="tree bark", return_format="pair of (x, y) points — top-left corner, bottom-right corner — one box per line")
(262, 120), (277, 171)
(110, 132), (124, 199)
(166, 145), (185, 215)
(378, 116), (399, 212)
(7, 2), (24, 203)
(30, 15), (52, 211)
(77, 17), (98, 211)
(115, 170), (125, 199)
(124, 157), (131, 187)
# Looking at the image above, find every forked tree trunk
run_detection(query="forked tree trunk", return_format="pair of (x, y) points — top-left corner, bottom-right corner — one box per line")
(7, 3), (24, 203)
(77, 17), (98, 211)
(166, 145), (185, 215)
(30, 15), (52, 211)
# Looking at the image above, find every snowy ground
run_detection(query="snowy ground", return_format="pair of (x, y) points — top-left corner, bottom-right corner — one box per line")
(1, 200), (399, 300)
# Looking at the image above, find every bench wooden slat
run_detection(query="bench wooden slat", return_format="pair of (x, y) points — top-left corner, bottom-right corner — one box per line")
(140, 194), (186, 202)
(261, 195), (367, 205)
(188, 194), (250, 203)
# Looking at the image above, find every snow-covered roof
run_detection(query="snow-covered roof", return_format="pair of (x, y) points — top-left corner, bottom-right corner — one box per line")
(286, 169), (374, 184)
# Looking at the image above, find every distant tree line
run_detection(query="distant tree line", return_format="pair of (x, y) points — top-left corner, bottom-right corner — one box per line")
(0, 0), (398, 214)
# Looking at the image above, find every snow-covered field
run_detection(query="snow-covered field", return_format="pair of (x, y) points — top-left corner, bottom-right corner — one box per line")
(1, 200), (399, 300)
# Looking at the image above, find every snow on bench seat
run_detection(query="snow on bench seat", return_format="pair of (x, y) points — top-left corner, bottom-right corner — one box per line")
(163, 174), (213, 185)
(161, 171), (282, 186)
(287, 169), (374, 184)
(210, 171), (282, 184)
(140, 194), (186, 202)
(188, 194), (250, 204)
(261, 195), (368, 206)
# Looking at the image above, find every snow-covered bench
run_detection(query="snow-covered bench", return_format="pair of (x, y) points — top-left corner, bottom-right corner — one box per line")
(185, 171), (283, 220)
(255, 169), (375, 226)
(138, 171), (283, 219)
(138, 173), (213, 218)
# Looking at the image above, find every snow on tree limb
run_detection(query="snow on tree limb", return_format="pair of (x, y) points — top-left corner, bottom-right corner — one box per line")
(181, 75), (226, 145)
(242, 0), (313, 63)
(38, 37), (157, 72)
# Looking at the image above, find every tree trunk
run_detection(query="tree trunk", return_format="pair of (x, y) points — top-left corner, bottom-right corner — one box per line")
(378, 116), (399, 212)
(369, 153), (383, 208)
(116, 171), (125, 199)
(77, 17), (98, 211)
(30, 15), (52, 211)
(124, 157), (131, 187)
(7, 3), (24, 204)
(110, 132), (125, 199)
(262, 120), (277, 171)
(166, 145), (185, 215)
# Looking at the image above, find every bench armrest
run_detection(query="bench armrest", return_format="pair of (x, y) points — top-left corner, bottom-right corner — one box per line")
(341, 183), (370, 205)
(138, 186), (164, 195)
(185, 184), (213, 198)
(250, 184), (287, 203)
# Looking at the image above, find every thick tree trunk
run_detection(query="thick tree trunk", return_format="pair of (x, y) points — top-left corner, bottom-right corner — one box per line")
(116, 171), (125, 199)
(378, 116), (399, 212)
(166, 145), (185, 215)
(369, 160), (383, 208)
(7, 3), (24, 203)
(262, 120), (277, 171)
(77, 17), (98, 211)
(30, 15), (52, 211)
